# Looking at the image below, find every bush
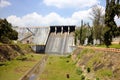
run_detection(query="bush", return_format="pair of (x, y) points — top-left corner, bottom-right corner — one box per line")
(96, 77), (99, 80)
(80, 75), (85, 80)
(66, 54), (71, 58)
(87, 67), (91, 73)
(76, 68), (82, 75)
(0, 19), (18, 43)
(16, 55), (27, 61)
(0, 36), (11, 44)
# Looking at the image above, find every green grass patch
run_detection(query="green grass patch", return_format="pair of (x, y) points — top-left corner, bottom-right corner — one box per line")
(16, 43), (31, 50)
(86, 52), (103, 68)
(96, 44), (120, 49)
(0, 54), (43, 80)
(96, 68), (113, 78)
(40, 55), (81, 80)
(77, 48), (94, 59)
(76, 68), (83, 75)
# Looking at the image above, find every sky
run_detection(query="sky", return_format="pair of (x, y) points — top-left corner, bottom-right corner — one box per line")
(0, 0), (119, 27)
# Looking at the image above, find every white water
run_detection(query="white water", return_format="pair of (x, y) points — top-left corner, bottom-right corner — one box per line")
(45, 32), (75, 54)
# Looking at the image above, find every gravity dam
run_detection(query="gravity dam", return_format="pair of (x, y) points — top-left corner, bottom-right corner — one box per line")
(15, 25), (76, 55)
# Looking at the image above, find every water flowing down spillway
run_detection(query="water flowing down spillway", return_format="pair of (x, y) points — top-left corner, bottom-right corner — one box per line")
(45, 32), (75, 54)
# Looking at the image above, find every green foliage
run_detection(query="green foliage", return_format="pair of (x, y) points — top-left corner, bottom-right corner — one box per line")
(87, 67), (91, 73)
(90, 5), (104, 44)
(96, 77), (100, 80)
(75, 28), (80, 45)
(0, 36), (11, 44)
(77, 48), (94, 59)
(76, 68), (83, 75)
(80, 75), (85, 80)
(104, 0), (120, 47)
(66, 54), (71, 58)
(103, 29), (112, 47)
(0, 19), (18, 43)
(80, 26), (88, 44)
(96, 69), (113, 77)
(0, 54), (42, 80)
(40, 56), (81, 80)
(75, 24), (93, 45)
(16, 55), (27, 61)
(96, 44), (120, 48)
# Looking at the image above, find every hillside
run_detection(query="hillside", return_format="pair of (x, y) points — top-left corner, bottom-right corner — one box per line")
(72, 48), (120, 80)
(0, 44), (33, 61)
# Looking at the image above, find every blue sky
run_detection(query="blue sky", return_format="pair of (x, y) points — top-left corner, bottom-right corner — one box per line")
(0, 0), (119, 27)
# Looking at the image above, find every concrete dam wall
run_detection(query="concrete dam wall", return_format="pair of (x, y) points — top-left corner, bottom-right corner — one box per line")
(45, 26), (75, 54)
(15, 26), (75, 54)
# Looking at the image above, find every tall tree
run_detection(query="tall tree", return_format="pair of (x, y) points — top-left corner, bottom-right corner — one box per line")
(90, 5), (104, 44)
(104, 0), (120, 47)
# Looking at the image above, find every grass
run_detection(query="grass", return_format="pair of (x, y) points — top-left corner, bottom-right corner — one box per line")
(96, 44), (120, 49)
(77, 48), (95, 59)
(0, 53), (43, 80)
(75, 48), (115, 79)
(96, 68), (113, 78)
(39, 55), (81, 80)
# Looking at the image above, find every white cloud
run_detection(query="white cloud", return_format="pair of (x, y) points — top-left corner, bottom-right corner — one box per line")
(7, 10), (91, 27)
(43, 0), (99, 8)
(0, 0), (11, 8)
(7, 15), (24, 26)
(115, 16), (120, 26)
(6, 5), (120, 27)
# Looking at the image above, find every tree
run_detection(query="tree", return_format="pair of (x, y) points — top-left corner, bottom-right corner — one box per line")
(75, 21), (93, 45)
(90, 5), (104, 44)
(104, 0), (120, 47)
(0, 19), (18, 43)
(74, 28), (80, 45)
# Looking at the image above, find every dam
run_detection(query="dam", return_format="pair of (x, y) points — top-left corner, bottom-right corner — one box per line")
(15, 25), (76, 54)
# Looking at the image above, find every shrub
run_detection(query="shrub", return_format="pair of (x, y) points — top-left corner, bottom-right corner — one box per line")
(96, 77), (100, 80)
(76, 68), (82, 75)
(0, 36), (11, 44)
(87, 67), (91, 73)
(80, 75), (85, 80)
(66, 54), (71, 58)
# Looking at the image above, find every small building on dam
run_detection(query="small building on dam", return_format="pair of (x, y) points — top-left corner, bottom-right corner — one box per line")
(15, 25), (76, 55)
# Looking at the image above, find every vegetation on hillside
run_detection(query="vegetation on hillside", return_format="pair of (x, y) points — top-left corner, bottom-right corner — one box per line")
(0, 19), (18, 44)
(72, 48), (120, 80)
(0, 44), (33, 62)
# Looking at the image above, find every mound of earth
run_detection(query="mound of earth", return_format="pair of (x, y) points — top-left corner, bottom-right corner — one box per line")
(72, 47), (120, 80)
(0, 44), (33, 62)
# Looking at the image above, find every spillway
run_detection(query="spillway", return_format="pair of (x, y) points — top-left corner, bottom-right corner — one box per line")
(14, 26), (75, 54)
(45, 32), (75, 54)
